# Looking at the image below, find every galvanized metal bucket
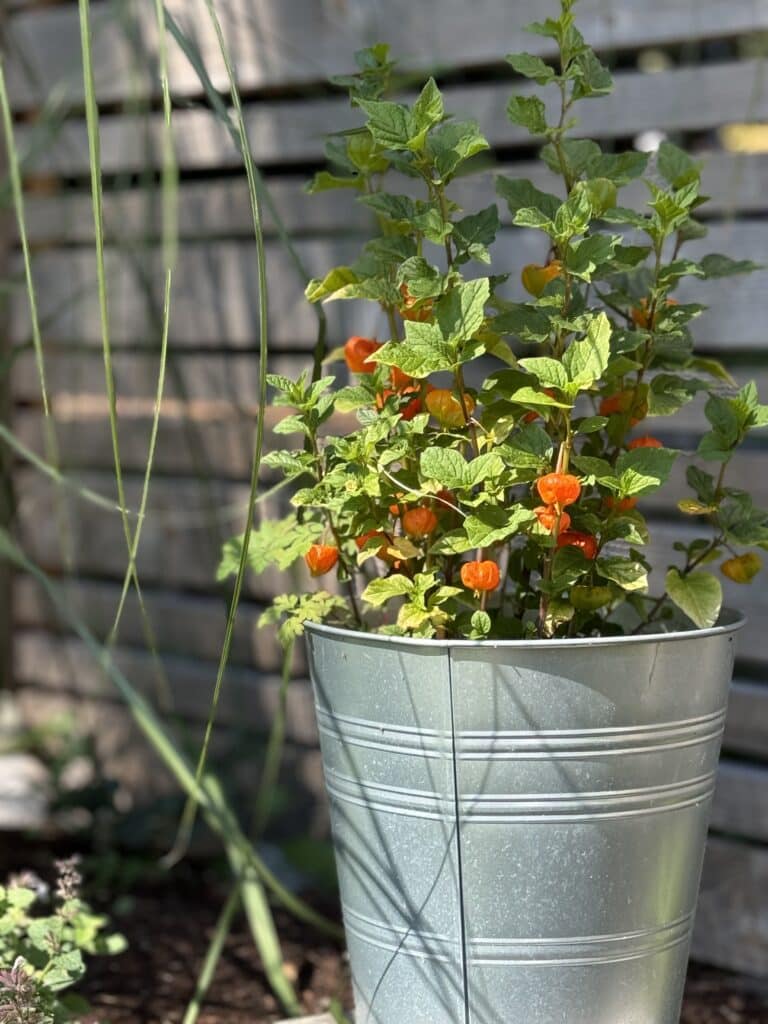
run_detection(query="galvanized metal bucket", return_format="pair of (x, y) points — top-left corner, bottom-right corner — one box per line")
(305, 612), (744, 1024)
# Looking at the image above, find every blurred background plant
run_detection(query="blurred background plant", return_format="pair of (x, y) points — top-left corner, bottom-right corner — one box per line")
(0, 855), (126, 1023)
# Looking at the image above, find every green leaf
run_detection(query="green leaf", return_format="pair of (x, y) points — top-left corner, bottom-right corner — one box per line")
(541, 138), (601, 180)
(596, 557), (648, 592)
(562, 312), (611, 387)
(355, 96), (414, 150)
(665, 568), (723, 629)
(506, 52), (557, 84)
(333, 385), (374, 412)
(571, 454), (618, 488)
(657, 140), (701, 187)
(436, 277), (490, 343)
(546, 546), (591, 592)
(452, 205), (500, 265)
(260, 592), (351, 647)
(465, 452), (505, 486)
(305, 266), (359, 303)
(519, 356), (570, 390)
(571, 49), (612, 99)
(507, 385), (572, 409)
(553, 190), (593, 240)
(589, 149), (649, 184)
(373, 320), (455, 377)
(217, 516), (324, 581)
(576, 415), (609, 433)
(699, 253), (763, 279)
(464, 506), (534, 546)
(492, 304), (553, 343)
(420, 447), (469, 488)
(499, 423), (554, 468)
(397, 257), (447, 298)
(469, 609), (492, 638)
(565, 233), (617, 280)
(42, 948), (85, 991)
(362, 575), (413, 607)
(496, 176), (561, 220)
(411, 77), (444, 145)
(615, 446), (678, 496)
(305, 170), (363, 193)
(6, 887), (36, 909)
(427, 120), (489, 181)
(648, 373), (707, 416)
(507, 94), (548, 135)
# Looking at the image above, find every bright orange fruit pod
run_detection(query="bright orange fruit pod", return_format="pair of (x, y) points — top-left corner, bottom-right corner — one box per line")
(390, 365), (414, 390)
(535, 505), (572, 534)
(599, 390), (648, 426)
(402, 506), (439, 538)
(536, 473), (581, 508)
(376, 386), (423, 421)
(604, 496), (638, 512)
(631, 297), (679, 330)
(304, 543), (339, 577)
(355, 530), (392, 561)
(425, 387), (476, 427)
(556, 531), (598, 561)
(344, 335), (381, 373)
(627, 435), (663, 450)
(399, 283), (434, 322)
(720, 552), (762, 583)
(522, 388), (556, 423)
(521, 260), (562, 298)
(460, 560), (501, 592)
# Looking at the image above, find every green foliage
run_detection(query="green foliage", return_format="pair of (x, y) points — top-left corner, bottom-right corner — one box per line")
(0, 860), (126, 1022)
(217, 0), (766, 641)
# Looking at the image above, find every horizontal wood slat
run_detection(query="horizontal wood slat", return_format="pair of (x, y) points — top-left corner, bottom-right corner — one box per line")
(711, 762), (768, 843)
(14, 629), (317, 743)
(10, 223), (768, 349)
(13, 574), (302, 674)
(7, 1), (768, 112)
(725, 682), (768, 760)
(20, 152), (768, 245)
(15, 60), (768, 178)
(692, 837), (768, 975)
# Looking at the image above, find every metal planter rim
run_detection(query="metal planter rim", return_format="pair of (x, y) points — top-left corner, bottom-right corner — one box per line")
(305, 606), (745, 650)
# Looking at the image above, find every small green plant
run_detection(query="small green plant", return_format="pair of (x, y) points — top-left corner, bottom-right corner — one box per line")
(219, 0), (767, 641)
(0, 857), (126, 1023)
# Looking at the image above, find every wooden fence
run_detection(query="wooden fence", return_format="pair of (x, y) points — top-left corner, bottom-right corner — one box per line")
(3, 0), (768, 976)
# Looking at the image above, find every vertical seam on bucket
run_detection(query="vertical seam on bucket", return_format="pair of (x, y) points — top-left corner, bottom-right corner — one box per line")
(447, 649), (471, 1024)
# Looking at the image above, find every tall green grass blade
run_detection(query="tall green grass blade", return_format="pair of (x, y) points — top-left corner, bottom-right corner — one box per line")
(163, 7), (328, 379)
(77, 0), (178, 711)
(168, 0), (271, 860)
(107, 0), (179, 651)
(0, 64), (51, 417)
(181, 886), (241, 1024)
(77, 0), (133, 558)
(251, 639), (294, 837)
(0, 60), (74, 569)
(207, 775), (301, 1017)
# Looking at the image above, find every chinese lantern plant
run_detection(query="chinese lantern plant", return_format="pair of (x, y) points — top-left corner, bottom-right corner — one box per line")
(219, 2), (768, 645)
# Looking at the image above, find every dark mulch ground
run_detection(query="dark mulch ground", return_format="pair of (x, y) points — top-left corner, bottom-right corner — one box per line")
(77, 886), (768, 1024)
